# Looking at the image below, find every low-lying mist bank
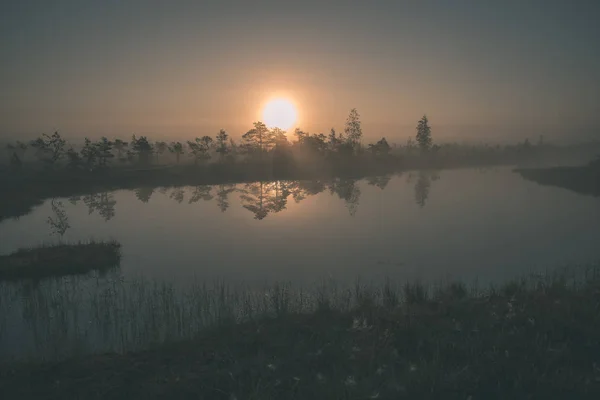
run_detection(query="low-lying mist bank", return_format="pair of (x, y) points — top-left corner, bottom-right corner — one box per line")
(1, 265), (600, 398)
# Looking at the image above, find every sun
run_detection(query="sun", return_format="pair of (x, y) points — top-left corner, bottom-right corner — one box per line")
(262, 98), (298, 130)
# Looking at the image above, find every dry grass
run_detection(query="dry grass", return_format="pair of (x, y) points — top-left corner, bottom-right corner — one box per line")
(1, 266), (600, 399)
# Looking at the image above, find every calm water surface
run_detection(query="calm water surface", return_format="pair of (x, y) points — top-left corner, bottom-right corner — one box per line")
(2, 167), (600, 285)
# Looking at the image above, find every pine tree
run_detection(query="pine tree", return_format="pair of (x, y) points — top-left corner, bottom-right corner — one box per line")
(168, 142), (185, 163)
(416, 115), (433, 152)
(344, 108), (362, 151)
(95, 137), (114, 168)
(215, 129), (229, 161)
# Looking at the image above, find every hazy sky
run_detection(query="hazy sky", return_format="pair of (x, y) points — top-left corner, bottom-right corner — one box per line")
(1, 0), (599, 142)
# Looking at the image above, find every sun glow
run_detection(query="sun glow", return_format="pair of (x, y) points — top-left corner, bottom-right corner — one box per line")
(262, 98), (298, 130)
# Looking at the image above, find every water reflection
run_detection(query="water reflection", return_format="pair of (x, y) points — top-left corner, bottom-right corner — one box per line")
(31, 174), (444, 228)
(215, 184), (236, 212)
(134, 187), (155, 203)
(328, 178), (362, 216)
(366, 174), (393, 190)
(73, 192), (118, 221)
(410, 171), (440, 208)
(170, 187), (186, 204)
(47, 199), (70, 237)
(189, 185), (214, 204)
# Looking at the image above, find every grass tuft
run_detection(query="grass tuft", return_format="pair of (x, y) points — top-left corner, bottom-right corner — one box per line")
(0, 240), (121, 281)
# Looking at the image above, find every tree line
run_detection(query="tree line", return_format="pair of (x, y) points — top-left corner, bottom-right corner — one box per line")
(4, 109), (435, 171)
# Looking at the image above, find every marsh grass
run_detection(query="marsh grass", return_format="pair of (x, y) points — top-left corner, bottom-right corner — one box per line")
(2, 265), (600, 398)
(0, 240), (121, 281)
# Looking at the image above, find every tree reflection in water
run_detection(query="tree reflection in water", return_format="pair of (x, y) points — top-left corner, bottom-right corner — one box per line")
(63, 173), (442, 223)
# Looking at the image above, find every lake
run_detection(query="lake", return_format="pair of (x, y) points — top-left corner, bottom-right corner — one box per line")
(2, 166), (600, 361)
(2, 167), (600, 284)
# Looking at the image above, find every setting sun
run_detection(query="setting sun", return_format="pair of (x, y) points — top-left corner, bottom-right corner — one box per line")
(262, 98), (297, 130)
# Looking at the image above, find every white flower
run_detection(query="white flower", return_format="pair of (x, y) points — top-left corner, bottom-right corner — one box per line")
(344, 376), (356, 386)
(267, 363), (277, 371)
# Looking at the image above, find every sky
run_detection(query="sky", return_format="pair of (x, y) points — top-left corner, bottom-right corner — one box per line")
(1, 0), (599, 143)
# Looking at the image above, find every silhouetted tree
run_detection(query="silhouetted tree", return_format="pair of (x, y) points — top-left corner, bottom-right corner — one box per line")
(215, 129), (230, 162)
(344, 108), (362, 153)
(80, 138), (99, 170)
(95, 137), (114, 169)
(294, 128), (308, 143)
(30, 132), (66, 166)
(187, 136), (213, 165)
(327, 127), (345, 153)
(131, 135), (154, 165)
(113, 139), (128, 161)
(47, 199), (70, 237)
(242, 121), (273, 155)
(368, 137), (391, 158)
(134, 187), (155, 203)
(298, 131), (328, 154)
(66, 148), (83, 170)
(168, 141), (185, 163)
(271, 128), (287, 145)
(189, 185), (213, 204)
(416, 115), (432, 152)
(155, 141), (168, 163)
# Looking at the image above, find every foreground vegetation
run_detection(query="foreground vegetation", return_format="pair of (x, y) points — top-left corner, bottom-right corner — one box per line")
(516, 156), (600, 197)
(1, 266), (600, 399)
(0, 241), (121, 281)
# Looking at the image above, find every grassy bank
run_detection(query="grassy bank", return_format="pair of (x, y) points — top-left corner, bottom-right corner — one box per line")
(1, 268), (600, 399)
(516, 158), (600, 197)
(0, 241), (121, 281)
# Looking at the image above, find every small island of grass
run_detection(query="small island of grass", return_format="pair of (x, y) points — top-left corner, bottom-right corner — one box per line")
(0, 240), (121, 281)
